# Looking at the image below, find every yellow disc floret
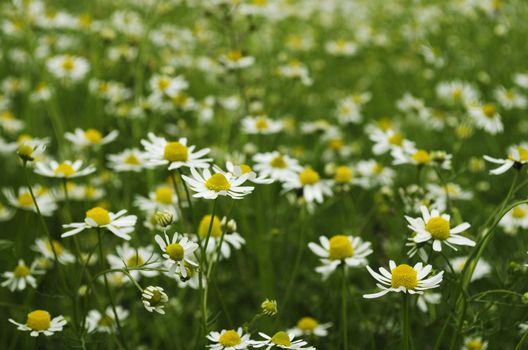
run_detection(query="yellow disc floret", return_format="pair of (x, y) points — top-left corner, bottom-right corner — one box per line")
(205, 173), (231, 192)
(334, 166), (353, 183)
(127, 254), (144, 267)
(425, 216), (450, 240)
(166, 243), (184, 261)
(411, 150), (431, 165)
(14, 264), (30, 278)
(482, 104), (497, 119)
(124, 154), (140, 165)
(219, 330), (242, 347)
(271, 331), (291, 346)
(86, 207), (111, 226)
(54, 163), (75, 177)
(46, 240), (64, 256)
(18, 192), (34, 207)
(26, 310), (51, 331)
(255, 118), (269, 130)
(84, 129), (103, 144)
(198, 215), (222, 238)
(299, 168), (320, 185)
(391, 264), (418, 289)
(270, 155), (287, 168)
(512, 206), (528, 219)
(155, 187), (173, 204)
(297, 317), (318, 332)
(163, 142), (188, 162)
(240, 164), (252, 174)
(328, 235), (354, 260)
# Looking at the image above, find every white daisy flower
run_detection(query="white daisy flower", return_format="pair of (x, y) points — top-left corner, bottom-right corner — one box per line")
(513, 72), (528, 89)
(282, 167), (332, 204)
(62, 207), (137, 240)
(0, 203), (15, 221)
(61, 183), (105, 202)
(355, 160), (395, 188)
(182, 167), (254, 200)
(325, 39), (357, 56)
(197, 215), (245, 260)
(483, 144), (528, 175)
(0, 111), (24, 134)
(34, 159), (96, 179)
(85, 306), (129, 334)
(65, 128), (119, 148)
(107, 243), (159, 280)
(46, 54), (90, 81)
(499, 204), (528, 234)
(32, 238), (75, 265)
(277, 60), (312, 86)
(288, 317), (332, 338)
(252, 152), (303, 182)
(250, 331), (314, 350)
(369, 127), (415, 155)
(462, 337), (488, 350)
(405, 206), (474, 252)
(425, 183), (472, 212)
(141, 286), (169, 314)
(220, 50), (255, 70)
(363, 261), (443, 299)
(207, 327), (251, 350)
(134, 186), (179, 218)
(2, 260), (43, 291)
(107, 148), (149, 172)
(3, 186), (57, 216)
(308, 235), (372, 278)
(218, 162), (273, 185)
(435, 80), (479, 106)
(468, 103), (503, 134)
(141, 133), (211, 170)
(149, 74), (188, 98)
(494, 86), (527, 110)
(9, 310), (67, 337)
(155, 232), (198, 278)
(450, 257), (491, 282)
(335, 93), (371, 124)
(241, 116), (283, 135)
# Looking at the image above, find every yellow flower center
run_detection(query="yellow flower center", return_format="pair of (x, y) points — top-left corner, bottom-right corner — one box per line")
(155, 187), (173, 204)
(297, 317), (318, 332)
(512, 206), (527, 219)
(165, 243), (184, 261)
(205, 173), (231, 192)
(127, 254), (144, 267)
(17, 134), (32, 143)
(466, 339), (483, 350)
(510, 146), (528, 162)
(158, 78), (170, 91)
(270, 155), (287, 168)
(86, 207), (111, 226)
(240, 164), (252, 174)
(163, 142), (188, 162)
(124, 154), (140, 165)
(271, 331), (291, 346)
(227, 50), (242, 61)
(329, 235), (354, 260)
(14, 264), (30, 277)
(328, 138), (343, 151)
(198, 215), (222, 238)
(391, 264), (418, 289)
(84, 129), (103, 144)
(299, 168), (320, 185)
(46, 240), (64, 256)
(85, 186), (97, 199)
(54, 163), (76, 177)
(388, 133), (403, 146)
(61, 57), (75, 71)
(219, 330), (242, 347)
(17, 193), (34, 207)
(482, 104), (497, 119)
(255, 118), (269, 130)
(411, 150), (431, 165)
(98, 315), (114, 327)
(425, 216), (451, 240)
(334, 166), (353, 183)
(452, 88), (462, 99)
(26, 310), (51, 331)
(373, 163), (384, 174)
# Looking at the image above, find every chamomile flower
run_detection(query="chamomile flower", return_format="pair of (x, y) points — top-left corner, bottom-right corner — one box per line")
(9, 310), (66, 337)
(86, 306), (129, 333)
(462, 337), (488, 350)
(241, 116), (283, 135)
(425, 183), (472, 212)
(288, 317), (331, 337)
(134, 186), (179, 217)
(34, 159), (96, 179)
(141, 133), (211, 170)
(468, 103), (503, 134)
(499, 204), (528, 234)
(3, 186), (57, 216)
(355, 160), (395, 188)
(363, 261), (443, 299)
(107, 148), (149, 172)
(219, 162), (273, 184)
(392, 148), (433, 167)
(107, 243), (159, 280)
(65, 128), (119, 148)
(405, 206), (474, 252)
(277, 60), (312, 86)
(220, 50), (255, 70)
(325, 39), (357, 56)
(207, 327), (251, 350)
(182, 167), (254, 200)
(436, 80), (479, 106)
(198, 215), (245, 259)
(0, 203), (15, 221)
(369, 128), (415, 155)
(32, 238), (75, 265)
(46, 54), (90, 81)
(450, 257), (491, 281)
(2, 260), (42, 291)
(483, 144), (528, 175)
(62, 207), (137, 240)
(282, 167), (332, 204)
(309, 235), (372, 278)
(494, 86), (527, 110)
(253, 152), (303, 182)
(149, 74), (188, 98)
(250, 331), (314, 350)
(155, 232), (198, 278)
(141, 286), (169, 314)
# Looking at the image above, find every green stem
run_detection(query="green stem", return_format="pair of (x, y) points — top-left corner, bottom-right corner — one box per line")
(178, 169), (195, 226)
(341, 264), (348, 350)
(402, 294), (410, 350)
(515, 329), (528, 350)
(200, 198), (218, 334)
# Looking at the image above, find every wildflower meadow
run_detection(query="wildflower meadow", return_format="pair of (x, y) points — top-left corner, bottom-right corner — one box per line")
(2, 0), (528, 349)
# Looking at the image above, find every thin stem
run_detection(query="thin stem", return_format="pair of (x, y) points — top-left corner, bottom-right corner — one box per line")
(515, 329), (528, 350)
(402, 294), (410, 350)
(341, 264), (348, 350)
(200, 198), (218, 334)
